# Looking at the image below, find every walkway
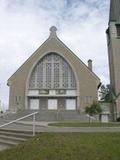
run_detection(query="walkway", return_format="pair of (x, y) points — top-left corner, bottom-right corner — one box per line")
(1, 121), (120, 133)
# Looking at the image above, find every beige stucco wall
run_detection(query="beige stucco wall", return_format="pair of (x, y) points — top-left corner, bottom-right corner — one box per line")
(8, 36), (100, 112)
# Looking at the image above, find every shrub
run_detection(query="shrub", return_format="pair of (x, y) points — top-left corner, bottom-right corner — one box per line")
(116, 117), (120, 122)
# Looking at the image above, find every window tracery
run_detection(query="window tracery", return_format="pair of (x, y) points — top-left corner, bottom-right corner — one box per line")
(29, 53), (76, 89)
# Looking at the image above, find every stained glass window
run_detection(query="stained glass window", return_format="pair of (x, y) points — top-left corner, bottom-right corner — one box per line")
(29, 53), (76, 89)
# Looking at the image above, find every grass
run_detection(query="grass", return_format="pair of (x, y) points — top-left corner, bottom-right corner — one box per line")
(48, 122), (120, 127)
(0, 132), (120, 160)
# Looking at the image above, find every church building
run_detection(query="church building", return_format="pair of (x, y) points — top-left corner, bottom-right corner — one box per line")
(7, 26), (100, 119)
(106, 0), (120, 117)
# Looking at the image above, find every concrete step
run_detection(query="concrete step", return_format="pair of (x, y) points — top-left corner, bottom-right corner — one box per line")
(0, 110), (99, 122)
(0, 129), (34, 151)
(0, 138), (19, 146)
(0, 129), (33, 138)
(0, 110), (33, 121)
(0, 135), (26, 142)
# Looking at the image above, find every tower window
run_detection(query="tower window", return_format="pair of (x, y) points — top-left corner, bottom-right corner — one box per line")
(116, 24), (120, 37)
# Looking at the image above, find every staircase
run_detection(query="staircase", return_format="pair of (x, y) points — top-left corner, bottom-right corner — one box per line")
(0, 129), (33, 151)
(0, 110), (99, 151)
(0, 112), (39, 151)
(0, 110), (99, 122)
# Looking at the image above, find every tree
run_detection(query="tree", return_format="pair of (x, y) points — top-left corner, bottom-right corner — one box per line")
(99, 84), (120, 120)
(99, 85), (111, 102)
(99, 84), (120, 103)
(85, 101), (102, 123)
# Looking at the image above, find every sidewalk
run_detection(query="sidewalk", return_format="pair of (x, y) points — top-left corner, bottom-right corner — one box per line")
(1, 122), (120, 133)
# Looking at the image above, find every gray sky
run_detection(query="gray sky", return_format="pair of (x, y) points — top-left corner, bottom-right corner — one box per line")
(0, 0), (110, 110)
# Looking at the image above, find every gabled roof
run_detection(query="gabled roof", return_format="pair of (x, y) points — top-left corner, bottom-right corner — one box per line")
(8, 26), (100, 85)
(109, 0), (120, 22)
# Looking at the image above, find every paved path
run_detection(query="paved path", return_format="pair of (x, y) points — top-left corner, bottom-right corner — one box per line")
(1, 119), (120, 133)
(16, 121), (120, 133)
(1, 123), (120, 133)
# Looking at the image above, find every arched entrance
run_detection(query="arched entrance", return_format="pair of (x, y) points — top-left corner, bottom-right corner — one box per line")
(27, 52), (77, 110)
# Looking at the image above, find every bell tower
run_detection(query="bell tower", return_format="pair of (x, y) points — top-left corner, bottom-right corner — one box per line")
(106, 0), (120, 117)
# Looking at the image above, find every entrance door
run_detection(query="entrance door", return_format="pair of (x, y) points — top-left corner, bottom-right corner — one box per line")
(48, 99), (57, 110)
(30, 99), (39, 110)
(101, 115), (109, 123)
(66, 99), (76, 110)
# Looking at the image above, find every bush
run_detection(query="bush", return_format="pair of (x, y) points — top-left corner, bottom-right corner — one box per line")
(85, 101), (102, 116)
(116, 117), (120, 122)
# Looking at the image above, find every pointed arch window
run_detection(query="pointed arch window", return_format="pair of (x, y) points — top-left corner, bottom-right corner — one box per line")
(29, 53), (76, 89)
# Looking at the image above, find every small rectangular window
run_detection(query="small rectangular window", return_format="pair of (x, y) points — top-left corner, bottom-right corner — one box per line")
(116, 24), (120, 37)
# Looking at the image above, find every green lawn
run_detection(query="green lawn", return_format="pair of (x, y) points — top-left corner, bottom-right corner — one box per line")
(0, 132), (120, 160)
(49, 122), (120, 127)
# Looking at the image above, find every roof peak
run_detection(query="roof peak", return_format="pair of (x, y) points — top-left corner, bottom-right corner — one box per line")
(49, 26), (57, 38)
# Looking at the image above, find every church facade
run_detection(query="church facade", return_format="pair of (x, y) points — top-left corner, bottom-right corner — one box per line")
(106, 0), (120, 117)
(7, 26), (100, 114)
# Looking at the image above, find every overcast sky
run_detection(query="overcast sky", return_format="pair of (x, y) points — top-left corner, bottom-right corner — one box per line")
(0, 0), (110, 110)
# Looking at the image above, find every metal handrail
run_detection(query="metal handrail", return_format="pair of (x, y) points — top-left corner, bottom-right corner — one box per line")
(0, 112), (38, 136)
